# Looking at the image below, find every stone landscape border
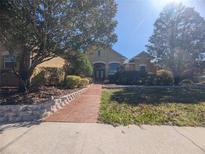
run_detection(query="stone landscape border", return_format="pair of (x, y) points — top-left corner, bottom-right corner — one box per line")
(0, 87), (88, 123)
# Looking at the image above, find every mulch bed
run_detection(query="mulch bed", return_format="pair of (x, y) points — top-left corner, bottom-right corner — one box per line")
(0, 86), (81, 105)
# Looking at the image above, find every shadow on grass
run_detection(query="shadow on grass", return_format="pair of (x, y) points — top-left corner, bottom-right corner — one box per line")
(111, 87), (205, 104)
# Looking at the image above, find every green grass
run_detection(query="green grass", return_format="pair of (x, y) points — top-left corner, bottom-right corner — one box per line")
(99, 87), (205, 127)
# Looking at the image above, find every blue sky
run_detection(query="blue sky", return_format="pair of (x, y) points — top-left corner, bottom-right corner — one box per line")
(113, 0), (205, 59)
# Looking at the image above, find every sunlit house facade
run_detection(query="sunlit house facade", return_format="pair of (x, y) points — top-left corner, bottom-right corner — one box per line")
(86, 47), (157, 82)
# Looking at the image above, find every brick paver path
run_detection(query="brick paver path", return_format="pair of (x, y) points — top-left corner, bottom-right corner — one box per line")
(45, 84), (102, 123)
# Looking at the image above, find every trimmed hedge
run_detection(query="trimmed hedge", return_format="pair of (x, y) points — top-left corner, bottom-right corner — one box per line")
(31, 70), (45, 86)
(87, 77), (93, 84)
(64, 75), (90, 89)
(65, 75), (81, 89)
(111, 71), (147, 85)
(156, 69), (174, 86)
(31, 67), (65, 87)
(110, 69), (174, 86)
(79, 78), (90, 87)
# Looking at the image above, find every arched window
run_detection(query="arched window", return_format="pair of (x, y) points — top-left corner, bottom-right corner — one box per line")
(108, 63), (120, 75)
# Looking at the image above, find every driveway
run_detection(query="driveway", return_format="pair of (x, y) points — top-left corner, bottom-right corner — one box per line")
(0, 122), (205, 154)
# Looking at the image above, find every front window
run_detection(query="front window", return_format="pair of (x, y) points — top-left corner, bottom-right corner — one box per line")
(3, 54), (16, 69)
(108, 63), (120, 75)
(139, 64), (146, 72)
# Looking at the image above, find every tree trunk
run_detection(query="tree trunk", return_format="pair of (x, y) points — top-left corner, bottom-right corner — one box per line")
(18, 48), (31, 93)
(18, 71), (30, 93)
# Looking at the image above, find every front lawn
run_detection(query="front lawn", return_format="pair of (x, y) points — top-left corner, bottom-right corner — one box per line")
(99, 87), (205, 127)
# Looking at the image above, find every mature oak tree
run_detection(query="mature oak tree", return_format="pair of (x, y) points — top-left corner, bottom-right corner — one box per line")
(0, 0), (117, 92)
(146, 3), (205, 80)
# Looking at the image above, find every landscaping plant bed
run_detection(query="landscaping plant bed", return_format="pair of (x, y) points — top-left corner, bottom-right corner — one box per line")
(99, 87), (205, 127)
(0, 86), (81, 105)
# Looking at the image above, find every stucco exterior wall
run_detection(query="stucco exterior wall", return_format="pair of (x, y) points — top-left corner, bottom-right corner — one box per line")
(123, 52), (157, 74)
(86, 47), (127, 79)
(131, 57), (156, 74)
(124, 63), (135, 71)
(87, 47), (126, 64)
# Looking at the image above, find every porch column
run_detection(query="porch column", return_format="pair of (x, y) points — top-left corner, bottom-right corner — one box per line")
(105, 63), (109, 79)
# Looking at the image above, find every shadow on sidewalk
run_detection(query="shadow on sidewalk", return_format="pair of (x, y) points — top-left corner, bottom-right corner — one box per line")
(0, 121), (40, 133)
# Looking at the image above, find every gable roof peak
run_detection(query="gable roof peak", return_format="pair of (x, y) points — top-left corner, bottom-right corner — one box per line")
(111, 48), (128, 60)
(137, 51), (151, 57)
(130, 51), (153, 61)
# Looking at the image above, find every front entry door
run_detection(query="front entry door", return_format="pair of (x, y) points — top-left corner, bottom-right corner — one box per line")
(95, 70), (105, 82)
(94, 63), (105, 82)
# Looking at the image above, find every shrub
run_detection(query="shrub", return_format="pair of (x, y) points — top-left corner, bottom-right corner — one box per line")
(65, 75), (81, 89)
(31, 70), (45, 87)
(64, 52), (93, 77)
(145, 73), (157, 86)
(64, 76), (90, 88)
(31, 67), (65, 87)
(108, 74), (116, 83)
(109, 70), (174, 86)
(156, 69), (174, 85)
(114, 71), (147, 85)
(79, 78), (89, 87)
(87, 77), (93, 84)
(179, 79), (194, 86)
(44, 67), (65, 86)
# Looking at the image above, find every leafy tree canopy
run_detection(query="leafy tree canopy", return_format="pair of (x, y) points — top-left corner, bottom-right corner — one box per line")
(146, 3), (205, 78)
(0, 0), (117, 91)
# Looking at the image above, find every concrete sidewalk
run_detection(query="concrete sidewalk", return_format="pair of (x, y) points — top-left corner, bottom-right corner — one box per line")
(0, 122), (205, 154)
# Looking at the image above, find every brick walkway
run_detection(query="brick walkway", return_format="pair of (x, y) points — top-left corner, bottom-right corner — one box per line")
(45, 84), (102, 123)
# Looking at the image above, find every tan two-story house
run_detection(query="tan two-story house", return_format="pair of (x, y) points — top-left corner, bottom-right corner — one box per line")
(86, 47), (157, 82)
(85, 46), (127, 82)
(1, 42), (157, 85)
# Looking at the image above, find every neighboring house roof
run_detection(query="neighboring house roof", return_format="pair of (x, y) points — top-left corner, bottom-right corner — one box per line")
(129, 51), (154, 62)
